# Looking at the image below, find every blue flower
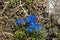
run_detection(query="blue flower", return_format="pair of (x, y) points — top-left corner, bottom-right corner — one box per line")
(34, 24), (41, 31)
(16, 18), (23, 26)
(24, 16), (31, 23)
(26, 22), (42, 32)
(24, 13), (36, 23)
(29, 22), (41, 31)
(29, 13), (36, 21)
(29, 22), (36, 27)
(26, 25), (32, 32)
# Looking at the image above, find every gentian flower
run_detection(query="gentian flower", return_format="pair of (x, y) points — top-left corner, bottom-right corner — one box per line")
(24, 13), (36, 23)
(29, 13), (36, 22)
(33, 24), (41, 31)
(26, 25), (32, 32)
(29, 22), (41, 31)
(26, 24), (41, 32)
(24, 16), (31, 23)
(16, 18), (23, 26)
(29, 22), (36, 27)
(15, 13), (41, 32)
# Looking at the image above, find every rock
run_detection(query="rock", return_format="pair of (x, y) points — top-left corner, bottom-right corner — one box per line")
(58, 18), (60, 25)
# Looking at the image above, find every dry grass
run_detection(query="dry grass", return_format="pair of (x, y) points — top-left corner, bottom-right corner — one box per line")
(0, 0), (60, 40)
